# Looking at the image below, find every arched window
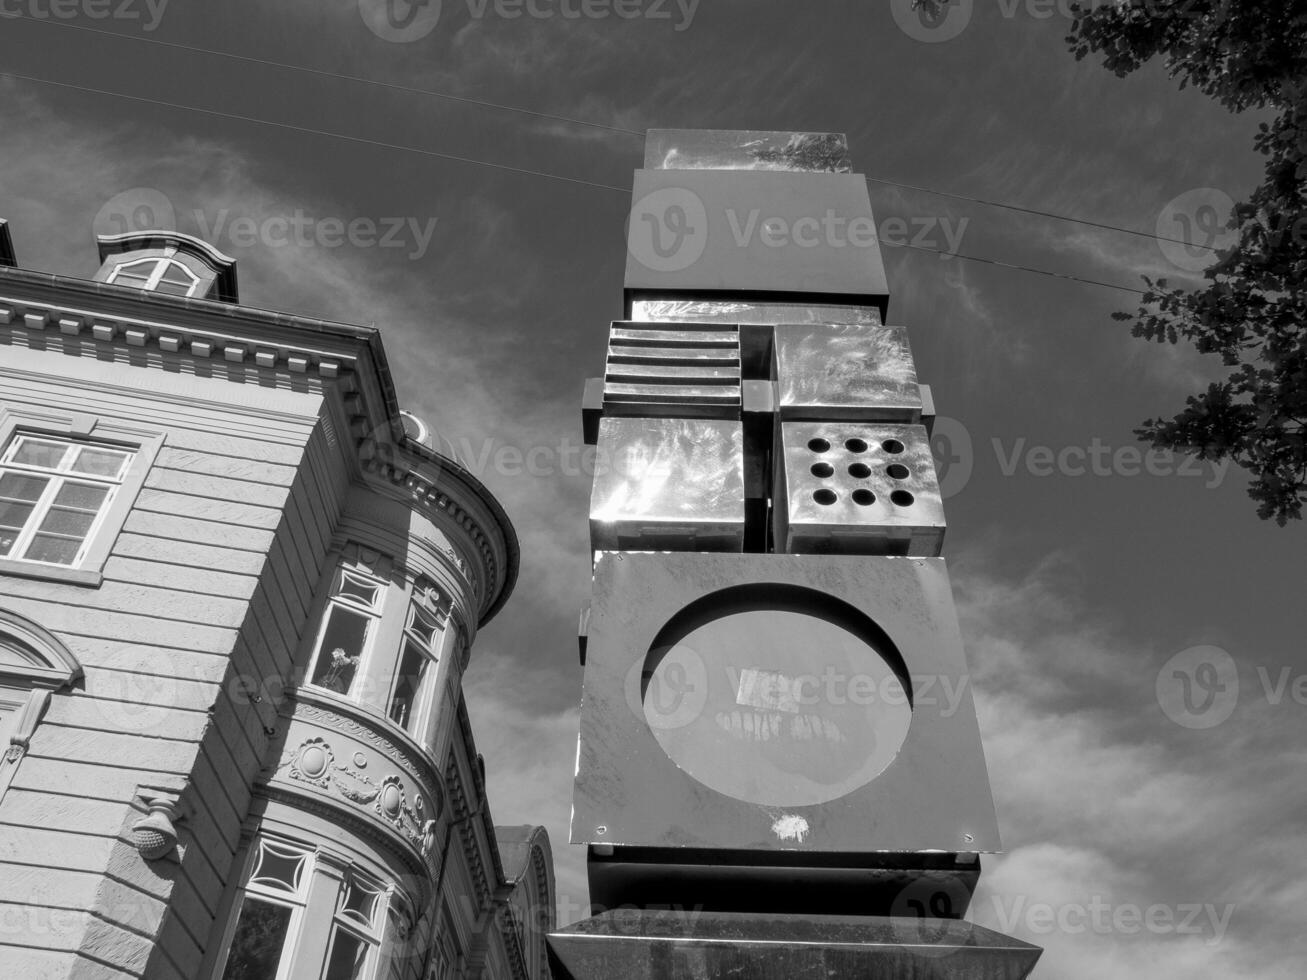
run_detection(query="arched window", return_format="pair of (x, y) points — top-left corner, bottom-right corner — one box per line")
(106, 257), (201, 297)
(0, 608), (83, 806)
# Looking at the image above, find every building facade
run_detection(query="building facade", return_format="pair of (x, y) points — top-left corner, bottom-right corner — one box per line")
(0, 220), (553, 980)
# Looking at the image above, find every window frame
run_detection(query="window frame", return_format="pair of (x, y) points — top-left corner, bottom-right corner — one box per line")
(0, 409), (162, 587)
(211, 836), (316, 980)
(0, 435), (133, 569)
(385, 593), (447, 737)
(303, 565), (388, 703)
(321, 869), (389, 980)
(106, 256), (202, 297)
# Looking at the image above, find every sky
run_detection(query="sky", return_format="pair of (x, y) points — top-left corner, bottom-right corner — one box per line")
(1, 1), (1305, 976)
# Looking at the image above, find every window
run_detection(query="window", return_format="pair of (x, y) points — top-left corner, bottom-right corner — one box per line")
(386, 583), (450, 734)
(0, 435), (134, 568)
(322, 872), (387, 980)
(106, 256), (201, 297)
(306, 567), (386, 699)
(217, 838), (313, 980)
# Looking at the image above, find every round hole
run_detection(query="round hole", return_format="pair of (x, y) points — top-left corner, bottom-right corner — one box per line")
(808, 438), (831, 453)
(890, 490), (915, 507)
(813, 489), (838, 506)
(852, 489), (875, 506)
(886, 463), (910, 480)
(848, 463), (872, 479)
(811, 462), (835, 478)
(882, 439), (905, 455)
(845, 438), (868, 453)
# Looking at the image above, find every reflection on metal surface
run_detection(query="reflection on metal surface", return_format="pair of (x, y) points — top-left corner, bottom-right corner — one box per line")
(625, 170), (890, 301)
(630, 299), (882, 326)
(548, 909), (1043, 980)
(775, 324), (922, 421)
(646, 129), (852, 173)
(775, 422), (945, 556)
(603, 321), (741, 418)
(589, 417), (744, 551)
(572, 552), (999, 853)
(643, 602), (912, 808)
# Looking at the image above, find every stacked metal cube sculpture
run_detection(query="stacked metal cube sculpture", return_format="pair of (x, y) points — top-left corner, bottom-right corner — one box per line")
(551, 130), (1041, 979)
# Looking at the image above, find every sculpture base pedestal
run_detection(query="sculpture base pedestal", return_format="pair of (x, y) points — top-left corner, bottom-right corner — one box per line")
(548, 909), (1041, 980)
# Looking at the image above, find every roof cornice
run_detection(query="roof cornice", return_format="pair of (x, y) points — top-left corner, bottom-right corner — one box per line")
(0, 265), (518, 625)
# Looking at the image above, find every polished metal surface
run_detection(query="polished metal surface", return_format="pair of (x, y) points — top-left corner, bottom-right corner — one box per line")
(571, 552), (999, 854)
(630, 299), (882, 326)
(625, 170), (889, 302)
(603, 321), (741, 417)
(645, 129), (852, 173)
(549, 910), (1041, 979)
(775, 422), (945, 556)
(775, 324), (922, 421)
(589, 417), (744, 551)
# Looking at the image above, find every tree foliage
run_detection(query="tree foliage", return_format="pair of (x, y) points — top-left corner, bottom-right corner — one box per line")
(916, 0), (1307, 523)
(1067, 1), (1307, 524)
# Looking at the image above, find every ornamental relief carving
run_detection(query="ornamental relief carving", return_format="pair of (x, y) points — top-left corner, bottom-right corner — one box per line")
(291, 702), (437, 800)
(278, 735), (439, 856)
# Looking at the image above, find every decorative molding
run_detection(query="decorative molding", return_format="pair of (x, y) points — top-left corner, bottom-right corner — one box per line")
(130, 788), (187, 862)
(279, 729), (439, 858)
(3, 688), (50, 765)
(358, 440), (492, 594)
(291, 702), (440, 812)
(0, 293), (355, 383)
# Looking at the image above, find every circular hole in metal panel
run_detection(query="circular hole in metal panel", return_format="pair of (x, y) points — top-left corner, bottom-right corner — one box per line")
(852, 488), (876, 506)
(845, 438), (868, 453)
(640, 585), (912, 808)
(807, 438), (831, 453)
(891, 489), (916, 507)
(811, 462), (835, 478)
(812, 488), (838, 505)
(848, 463), (872, 479)
(886, 463), (910, 480)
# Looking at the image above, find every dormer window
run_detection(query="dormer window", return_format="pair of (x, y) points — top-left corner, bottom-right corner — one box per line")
(105, 257), (201, 297)
(93, 231), (239, 303)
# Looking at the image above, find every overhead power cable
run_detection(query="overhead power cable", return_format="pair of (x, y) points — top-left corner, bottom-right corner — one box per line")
(0, 68), (1155, 298)
(13, 15), (1213, 252)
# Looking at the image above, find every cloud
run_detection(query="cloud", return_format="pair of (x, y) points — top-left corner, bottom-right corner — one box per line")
(955, 560), (1307, 978)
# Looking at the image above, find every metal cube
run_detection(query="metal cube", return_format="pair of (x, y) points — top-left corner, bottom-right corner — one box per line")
(774, 422), (945, 556)
(775, 323), (922, 422)
(590, 416), (744, 552)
